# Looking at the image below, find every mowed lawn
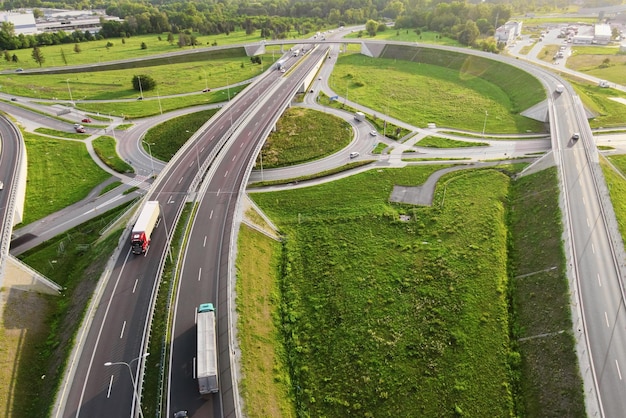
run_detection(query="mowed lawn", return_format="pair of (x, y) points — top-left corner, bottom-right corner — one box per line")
(330, 53), (544, 133)
(21, 133), (111, 226)
(251, 165), (515, 416)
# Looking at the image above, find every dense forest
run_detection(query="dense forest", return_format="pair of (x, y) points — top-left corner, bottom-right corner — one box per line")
(0, 0), (618, 52)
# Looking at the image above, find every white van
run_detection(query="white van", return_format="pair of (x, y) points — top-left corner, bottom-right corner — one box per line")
(349, 152), (360, 159)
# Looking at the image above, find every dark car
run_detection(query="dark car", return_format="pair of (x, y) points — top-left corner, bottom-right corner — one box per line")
(202, 88), (211, 92)
(10, 97), (17, 101)
(173, 411), (188, 418)
(572, 132), (580, 141)
(82, 118), (92, 123)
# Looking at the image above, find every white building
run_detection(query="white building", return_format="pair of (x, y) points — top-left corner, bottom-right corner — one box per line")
(594, 23), (612, 44)
(0, 12), (37, 35)
(495, 21), (523, 46)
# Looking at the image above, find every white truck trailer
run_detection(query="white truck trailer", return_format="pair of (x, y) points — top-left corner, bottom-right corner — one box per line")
(131, 201), (160, 254)
(197, 303), (219, 396)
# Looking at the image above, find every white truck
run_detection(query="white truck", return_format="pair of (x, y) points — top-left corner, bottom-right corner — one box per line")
(197, 303), (219, 396)
(131, 201), (160, 254)
(292, 48), (300, 57)
(354, 111), (365, 122)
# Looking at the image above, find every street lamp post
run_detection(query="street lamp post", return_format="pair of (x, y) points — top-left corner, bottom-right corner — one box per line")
(104, 353), (149, 418)
(137, 75), (144, 100)
(141, 140), (155, 177)
(66, 79), (73, 106)
(226, 73), (231, 101)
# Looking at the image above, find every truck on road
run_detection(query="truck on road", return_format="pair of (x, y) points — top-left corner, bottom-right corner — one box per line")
(292, 48), (300, 57)
(131, 201), (160, 254)
(197, 303), (219, 396)
(555, 84), (564, 94)
(354, 111), (365, 122)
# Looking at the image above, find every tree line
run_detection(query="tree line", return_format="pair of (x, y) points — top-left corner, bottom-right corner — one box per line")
(0, 0), (519, 53)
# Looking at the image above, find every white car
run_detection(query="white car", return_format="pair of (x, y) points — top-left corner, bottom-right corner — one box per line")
(349, 152), (360, 159)
(369, 130), (377, 136)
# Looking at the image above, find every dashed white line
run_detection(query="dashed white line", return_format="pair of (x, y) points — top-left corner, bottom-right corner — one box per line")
(178, 177), (183, 184)
(617, 360), (623, 380)
(591, 243), (595, 254)
(224, 170), (229, 177)
(198, 268), (202, 281)
(217, 188), (221, 195)
(232, 155), (236, 161)
(586, 218), (590, 228)
(203, 236), (207, 247)
(120, 321), (126, 339)
(240, 142), (244, 148)
(200, 146), (205, 152)
(107, 375), (114, 398)
(132, 279), (138, 293)
(597, 273), (602, 287)
(209, 210), (213, 219)
(605, 312), (610, 327)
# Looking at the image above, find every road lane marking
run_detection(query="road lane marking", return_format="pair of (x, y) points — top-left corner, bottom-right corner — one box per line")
(591, 243), (595, 254)
(217, 188), (221, 196)
(617, 360), (623, 380)
(232, 155), (236, 161)
(178, 177), (183, 184)
(120, 321), (126, 339)
(132, 279), (138, 293)
(198, 268), (202, 281)
(168, 196), (174, 204)
(200, 146), (205, 152)
(605, 312), (609, 327)
(586, 218), (590, 228)
(240, 142), (244, 148)
(209, 210), (213, 219)
(203, 236), (207, 247)
(597, 273), (602, 287)
(224, 170), (229, 177)
(107, 375), (114, 398)
(189, 161), (193, 168)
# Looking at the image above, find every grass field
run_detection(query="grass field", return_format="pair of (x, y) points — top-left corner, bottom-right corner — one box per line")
(142, 108), (219, 161)
(236, 225), (295, 418)
(344, 28), (462, 47)
(417, 136), (488, 148)
(20, 132), (111, 226)
(251, 165), (516, 416)
(570, 80), (626, 128)
(257, 107), (352, 168)
(2, 30), (288, 71)
(330, 53), (545, 133)
(92, 136), (134, 173)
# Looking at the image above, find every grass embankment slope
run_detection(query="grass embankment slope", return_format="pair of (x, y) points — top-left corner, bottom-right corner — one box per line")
(248, 163), (585, 416)
(508, 167), (585, 416)
(252, 165), (515, 416)
(329, 46), (545, 133)
(2, 206), (129, 417)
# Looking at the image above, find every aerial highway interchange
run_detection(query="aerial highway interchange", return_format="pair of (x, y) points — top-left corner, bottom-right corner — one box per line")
(0, 29), (626, 418)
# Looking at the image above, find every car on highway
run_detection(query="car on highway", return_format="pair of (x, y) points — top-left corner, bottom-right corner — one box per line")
(10, 97), (17, 101)
(202, 88), (211, 92)
(369, 130), (377, 136)
(15, 68), (23, 72)
(82, 118), (92, 123)
(173, 411), (188, 418)
(280, 68), (286, 73)
(349, 151), (360, 159)
(572, 132), (580, 141)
